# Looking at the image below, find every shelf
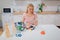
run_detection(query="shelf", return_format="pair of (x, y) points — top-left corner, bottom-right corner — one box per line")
(13, 11), (60, 15)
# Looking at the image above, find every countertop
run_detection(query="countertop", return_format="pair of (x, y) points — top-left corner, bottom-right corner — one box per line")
(13, 11), (60, 15)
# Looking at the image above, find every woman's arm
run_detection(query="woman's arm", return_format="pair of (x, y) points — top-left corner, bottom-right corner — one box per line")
(22, 17), (25, 23)
(22, 13), (26, 23)
(33, 14), (38, 26)
(33, 19), (38, 26)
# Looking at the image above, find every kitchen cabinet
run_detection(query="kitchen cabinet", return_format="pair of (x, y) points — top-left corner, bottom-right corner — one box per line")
(0, 13), (2, 27)
(13, 13), (60, 26)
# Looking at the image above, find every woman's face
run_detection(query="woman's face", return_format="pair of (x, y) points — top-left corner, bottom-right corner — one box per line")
(27, 6), (34, 14)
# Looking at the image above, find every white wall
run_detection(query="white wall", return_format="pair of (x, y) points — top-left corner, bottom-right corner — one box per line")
(0, 0), (60, 12)
(13, 0), (60, 12)
(43, 1), (60, 11)
(0, 0), (15, 13)
(13, 0), (41, 12)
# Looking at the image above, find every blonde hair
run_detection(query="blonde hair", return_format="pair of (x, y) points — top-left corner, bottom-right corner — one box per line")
(26, 4), (34, 14)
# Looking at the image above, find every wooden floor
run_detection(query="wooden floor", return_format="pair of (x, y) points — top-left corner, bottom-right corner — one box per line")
(0, 27), (3, 35)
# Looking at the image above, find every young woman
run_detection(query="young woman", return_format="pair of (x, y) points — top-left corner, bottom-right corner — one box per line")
(22, 4), (38, 29)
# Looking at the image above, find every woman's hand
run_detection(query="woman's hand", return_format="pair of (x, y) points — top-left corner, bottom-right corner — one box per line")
(33, 20), (38, 26)
(26, 22), (31, 28)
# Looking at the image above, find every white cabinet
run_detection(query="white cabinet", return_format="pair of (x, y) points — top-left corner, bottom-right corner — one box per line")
(38, 15), (55, 24)
(2, 14), (60, 27)
(54, 14), (60, 26)
(0, 14), (2, 27)
(13, 14), (60, 26)
(38, 14), (60, 26)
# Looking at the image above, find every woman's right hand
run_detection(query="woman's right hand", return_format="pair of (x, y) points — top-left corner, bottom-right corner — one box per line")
(26, 22), (31, 28)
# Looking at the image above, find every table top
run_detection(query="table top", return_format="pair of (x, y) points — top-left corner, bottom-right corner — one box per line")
(0, 24), (60, 40)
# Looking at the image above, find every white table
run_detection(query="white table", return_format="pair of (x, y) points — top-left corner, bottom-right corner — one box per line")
(0, 24), (60, 40)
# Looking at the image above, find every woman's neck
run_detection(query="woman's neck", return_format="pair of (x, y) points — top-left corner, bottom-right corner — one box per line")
(27, 12), (34, 16)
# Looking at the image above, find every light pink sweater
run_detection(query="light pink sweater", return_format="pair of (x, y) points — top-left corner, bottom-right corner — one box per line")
(23, 13), (37, 25)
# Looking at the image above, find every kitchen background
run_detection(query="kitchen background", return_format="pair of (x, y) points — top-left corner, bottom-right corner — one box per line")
(0, 0), (60, 12)
(0, 0), (60, 28)
(0, 0), (60, 39)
